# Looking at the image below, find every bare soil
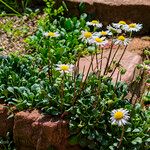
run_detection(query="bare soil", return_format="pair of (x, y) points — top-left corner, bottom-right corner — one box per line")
(0, 15), (41, 55)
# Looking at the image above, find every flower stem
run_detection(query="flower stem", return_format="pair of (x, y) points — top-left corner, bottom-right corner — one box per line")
(110, 45), (128, 78)
(95, 45), (99, 71)
(48, 51), (51, 83)
(60, 75), (64, 113)
(115, 70), (120, 88)
(117, 126), (125, 149)
(99, 48), (103, 77)
(104, 41), (114, 75)
(108, 45), (120, 70)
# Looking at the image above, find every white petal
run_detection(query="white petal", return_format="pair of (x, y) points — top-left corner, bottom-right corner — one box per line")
(118, 120), (123, 126)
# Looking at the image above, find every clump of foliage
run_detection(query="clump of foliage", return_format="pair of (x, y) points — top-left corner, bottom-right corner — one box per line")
(69, 103), (150, 150)
(25, 14), (87, 63)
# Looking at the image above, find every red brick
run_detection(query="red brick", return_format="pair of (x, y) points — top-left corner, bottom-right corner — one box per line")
(0, 104), (14, 138)
(13, 110), (81, 150)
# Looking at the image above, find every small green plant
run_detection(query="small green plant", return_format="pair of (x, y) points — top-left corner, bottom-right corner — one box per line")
(43, 0), (64, 21)
(25, 14), (87, 63)
(68, 103), (150, 150)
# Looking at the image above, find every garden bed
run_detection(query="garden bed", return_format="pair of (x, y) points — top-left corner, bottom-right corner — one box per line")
(0, 0), (150, 150)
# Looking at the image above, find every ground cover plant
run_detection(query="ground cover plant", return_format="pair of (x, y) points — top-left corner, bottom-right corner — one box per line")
(0, 0), (44, 15)
(0, 1), (150, 150)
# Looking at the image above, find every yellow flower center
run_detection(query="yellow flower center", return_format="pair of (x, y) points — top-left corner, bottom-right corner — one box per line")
(118, 21), (126, 25)
(48, 32), (55, 37)
(60, 65), (69, 71)
(114, 111), (124, 120)
(100, 31), (107, 35)
(129, 23), (136, 28)
(91, 20), (99, 24)
(118, 35), (125, 41)
(95, 37), (103, 43)
(84, 32), (92, 38)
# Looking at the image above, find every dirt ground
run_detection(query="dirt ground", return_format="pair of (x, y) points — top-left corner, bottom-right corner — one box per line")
(0, 15), (40, 55)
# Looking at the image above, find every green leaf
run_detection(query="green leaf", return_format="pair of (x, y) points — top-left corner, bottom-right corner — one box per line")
(113, 143), (118, 147)
(77, 108), (81, 114)
(146, 138), (150, 142)
(65, 19), (73, 30)
(107, 133), (112, 137)
(7, 87), (14, 94)
(7, 114), (14, 119)
(0, 47), (4, 51)
(131, 137), (142, 145)
(68, 135), (79, 145)
(126, 127), (131, 132)
(109, 146), (115, 150)
(132, 128), (141, 133)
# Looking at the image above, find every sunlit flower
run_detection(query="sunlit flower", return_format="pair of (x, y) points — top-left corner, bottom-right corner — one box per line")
(56, 64), (74, 74)
(112, 21), (127, 28)
(89, 37), (108, 46)
(114, 35), (130, 46)
(80, 31), (93, 43)
(43, 31), (60, 37)
(107, 25), (122, 34)
(122, 23), (142, 32)
(110, 108), (130, 126)
(86, 20), (102, 28)
(93, 30), (112, 37)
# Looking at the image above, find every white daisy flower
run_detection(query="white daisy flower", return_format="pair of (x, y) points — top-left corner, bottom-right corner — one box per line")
(56, 64), (74, 74)
(110, 108), (130, 126)
(89, 37), (108, 47)
(114, 35), (130, 46)
(122, 23), (142, 32)
(80, 31), (93, 43)
(93, 30), (112, 37)
(86, 20), (102, 28)
(107, 25), (122, 34)
(43, 31), (60, 37)
(112, 21), (127, 29)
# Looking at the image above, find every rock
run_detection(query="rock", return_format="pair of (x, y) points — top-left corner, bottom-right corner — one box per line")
(78, 37), (149, 83)
(126, 38), (150, 55)
(13, 110), (41, 150)
(79, 41), (143, 83)
(0, 104), (14, 138)
(13, 110), (81, 150)
(111, 51), (142, 83)
(60, 0), (150, 34)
